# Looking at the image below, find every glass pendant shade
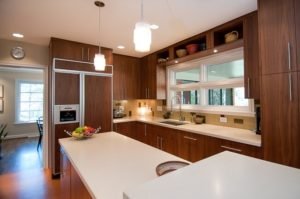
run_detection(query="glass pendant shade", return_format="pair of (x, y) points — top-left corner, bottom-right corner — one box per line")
(134, 21), (151, 52)
(94, 53), (106, 71)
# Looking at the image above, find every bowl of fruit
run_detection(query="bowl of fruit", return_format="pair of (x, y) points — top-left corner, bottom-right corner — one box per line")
(64, 126), (101, 139)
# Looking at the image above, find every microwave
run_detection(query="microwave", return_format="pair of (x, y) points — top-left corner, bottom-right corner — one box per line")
(54, 104), (79, 124)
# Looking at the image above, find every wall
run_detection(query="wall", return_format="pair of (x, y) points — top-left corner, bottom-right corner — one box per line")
(114, 99), (256, 131)
(0, 70), (43, 138)
(0, 39), (48, 67)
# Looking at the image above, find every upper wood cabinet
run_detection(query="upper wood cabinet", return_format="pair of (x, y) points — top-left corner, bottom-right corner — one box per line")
(258, 0), (297, 75)
(140, 54), (166, 99)
(296, 0), (300, 71)
(113, 54), (140, 100)
(50, 38), (113, 65)
(244, 12), (260, 99)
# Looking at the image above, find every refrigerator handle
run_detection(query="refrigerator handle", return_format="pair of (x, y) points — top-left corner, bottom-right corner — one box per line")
(80, 73), (85, 126)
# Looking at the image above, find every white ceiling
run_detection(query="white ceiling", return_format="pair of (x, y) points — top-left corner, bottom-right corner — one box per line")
(0, 0), (257, 58)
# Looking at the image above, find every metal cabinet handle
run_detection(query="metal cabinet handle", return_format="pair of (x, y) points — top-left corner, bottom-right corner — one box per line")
(221, 145), (242, 153)
(148, 88), (150, 99)
(81, 47), (84, 61)
(87, 48), (90, 62)
(247, 77), (250, 97)
(144, 124), (147, 136)
(160, 137), (163, 150)
(145, 88), (148, 99)
(288, 42), (291, 70)
(183, 136), (197, 141)
(289, 73), (292, 101)
(157, 136), (160, 148)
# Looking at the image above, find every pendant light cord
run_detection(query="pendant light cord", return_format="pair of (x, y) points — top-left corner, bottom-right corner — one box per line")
(141, 0), (144, 21)
(98, 4), (101, 53)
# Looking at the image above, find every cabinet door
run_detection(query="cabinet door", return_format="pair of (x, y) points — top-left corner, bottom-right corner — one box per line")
(54, 123), (79, 174)
(140, 56), (149, 99)
(145, 124), (160, 148)
(55, 73), (80, 105)
(261, 73), (299, 167)
(258, 0), (297, 74)
(178, 132), (205, 162)
(296, 0), (300, 71)
(113, 54), (125, 100)
(147, 54), (158, 99)
(51, 38), (84, 61)
(136, 122), (147, 143)
(244, 12), (260, 99)
(70, 165), (92, 199)
(114, 122), (136, 139)
(159, 127), (179, 156)
(84, 75), (112, 132)
(60, 150), (71, 199)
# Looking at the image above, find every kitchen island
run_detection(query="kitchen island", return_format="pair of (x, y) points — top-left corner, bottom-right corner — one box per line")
(59, 132), (188, 199)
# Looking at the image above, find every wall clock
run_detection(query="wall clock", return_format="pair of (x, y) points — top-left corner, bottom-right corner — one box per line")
(11, 47), (25, 60)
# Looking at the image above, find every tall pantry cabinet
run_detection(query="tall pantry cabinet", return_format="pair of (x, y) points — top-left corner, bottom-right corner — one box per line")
(258, 0), (300, 168)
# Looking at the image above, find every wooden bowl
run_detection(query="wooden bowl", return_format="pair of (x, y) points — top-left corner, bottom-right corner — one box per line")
(176, 49), (187, 58)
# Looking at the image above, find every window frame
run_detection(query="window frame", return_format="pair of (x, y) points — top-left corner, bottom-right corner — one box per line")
(15, 80), (44, 124)
(166, 47), (255, 117)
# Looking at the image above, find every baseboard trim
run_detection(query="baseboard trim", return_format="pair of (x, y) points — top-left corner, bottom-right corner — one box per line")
(5, 133), (39, 139)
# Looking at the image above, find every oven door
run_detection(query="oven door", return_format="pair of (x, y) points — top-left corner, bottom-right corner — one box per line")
(54, 104), (80, 124)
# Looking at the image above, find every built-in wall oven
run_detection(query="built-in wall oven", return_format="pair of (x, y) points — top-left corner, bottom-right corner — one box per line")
(54, 104), (79, 124)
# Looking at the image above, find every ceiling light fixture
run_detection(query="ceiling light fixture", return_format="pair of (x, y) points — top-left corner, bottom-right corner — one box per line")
(117, 45), (125, 49)
(150, 24), (159, 30)
(94, 1), (106, 71)
(134, 0), (151, 52)
(12, 33), (24, 38)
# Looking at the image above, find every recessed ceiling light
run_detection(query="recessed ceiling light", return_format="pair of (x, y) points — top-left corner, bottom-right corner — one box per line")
(213, 49), (218, 53)
(117, 45), (125, 49)
(12, 33), (24, 38)
(174, 60), (179, 64)
(150, 24), (159, 30)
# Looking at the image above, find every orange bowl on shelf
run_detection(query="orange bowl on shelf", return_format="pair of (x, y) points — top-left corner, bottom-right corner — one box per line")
(186, 44), (199, 54)
(176, 49), (187, 58)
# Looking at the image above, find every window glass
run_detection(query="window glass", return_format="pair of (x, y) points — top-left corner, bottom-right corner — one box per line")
(16, 81), (44, 122)
(173, 90), (200, 105)
(208, 87), (247, 106)
(207, 59), (244, 81)
(175, 68), (200, 85)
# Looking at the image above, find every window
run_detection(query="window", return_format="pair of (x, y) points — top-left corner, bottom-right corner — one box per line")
(167, 48), (254, 116)
(16, 80), (44, 123)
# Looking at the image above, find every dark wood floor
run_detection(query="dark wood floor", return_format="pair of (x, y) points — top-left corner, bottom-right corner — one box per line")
(0, 137), (43, 174)
(0, 138), (61, 198)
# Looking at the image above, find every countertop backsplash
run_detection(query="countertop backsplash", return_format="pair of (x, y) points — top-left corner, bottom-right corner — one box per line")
(113, 100), (256, 131)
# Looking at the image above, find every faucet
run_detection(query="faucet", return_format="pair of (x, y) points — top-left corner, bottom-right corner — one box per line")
(170, 95), (185, 121)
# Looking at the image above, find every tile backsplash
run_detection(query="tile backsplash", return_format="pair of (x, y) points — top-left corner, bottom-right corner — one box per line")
(114, 100), (256, 131)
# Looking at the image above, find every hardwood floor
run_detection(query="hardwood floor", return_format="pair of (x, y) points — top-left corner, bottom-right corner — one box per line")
(0, 138), (61, 198)
(0, 137), (43, 174)
(0, 169), (61, 199)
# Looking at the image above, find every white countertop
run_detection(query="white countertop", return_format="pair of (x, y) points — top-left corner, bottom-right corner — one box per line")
(59, 132), (188, 199)
(124, 151), (300, 199)
(113, 116), (261, 147)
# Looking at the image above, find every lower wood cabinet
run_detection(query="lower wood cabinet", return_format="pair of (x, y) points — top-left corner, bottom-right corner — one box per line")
(60, 150), (92, 199)
(114, 121), (262, 162)
(204, 136), (262, 159)
(177, 131), (205, 162)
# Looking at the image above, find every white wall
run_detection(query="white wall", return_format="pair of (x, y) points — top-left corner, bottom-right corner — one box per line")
(0, 39), (48, 67)
(0, 70), (43, 138)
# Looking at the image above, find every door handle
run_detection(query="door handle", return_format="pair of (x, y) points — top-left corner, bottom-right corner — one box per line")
(81, 47), (84, 61)
(160, 137), (163, 150)
(247, 77), (250, 97)
(288, 42), (291, 71)
(221, 145), (242, 153)
(157, 136), (160, 148)
(288, 73), (292, 101)
(87, 48), (90, 62)
(183, 136), (197, 141)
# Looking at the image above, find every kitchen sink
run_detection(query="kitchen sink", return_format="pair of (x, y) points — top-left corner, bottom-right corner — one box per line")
(159, 120), (188, 126)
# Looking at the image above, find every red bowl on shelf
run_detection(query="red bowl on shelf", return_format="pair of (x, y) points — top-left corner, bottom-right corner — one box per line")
(186, 44), (199, 54)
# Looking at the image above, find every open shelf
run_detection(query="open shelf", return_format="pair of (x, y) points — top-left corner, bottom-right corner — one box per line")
(173, 35), (207, 59)
(213, 21), (243, 47)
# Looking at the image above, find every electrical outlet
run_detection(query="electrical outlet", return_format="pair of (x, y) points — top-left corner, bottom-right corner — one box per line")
(220, 115), (227, 123)
(157, 106), (163, 111)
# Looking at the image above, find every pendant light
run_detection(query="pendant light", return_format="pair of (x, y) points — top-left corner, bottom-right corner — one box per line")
(94, 1), (106, 71)
(134, 0), (151, 52)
